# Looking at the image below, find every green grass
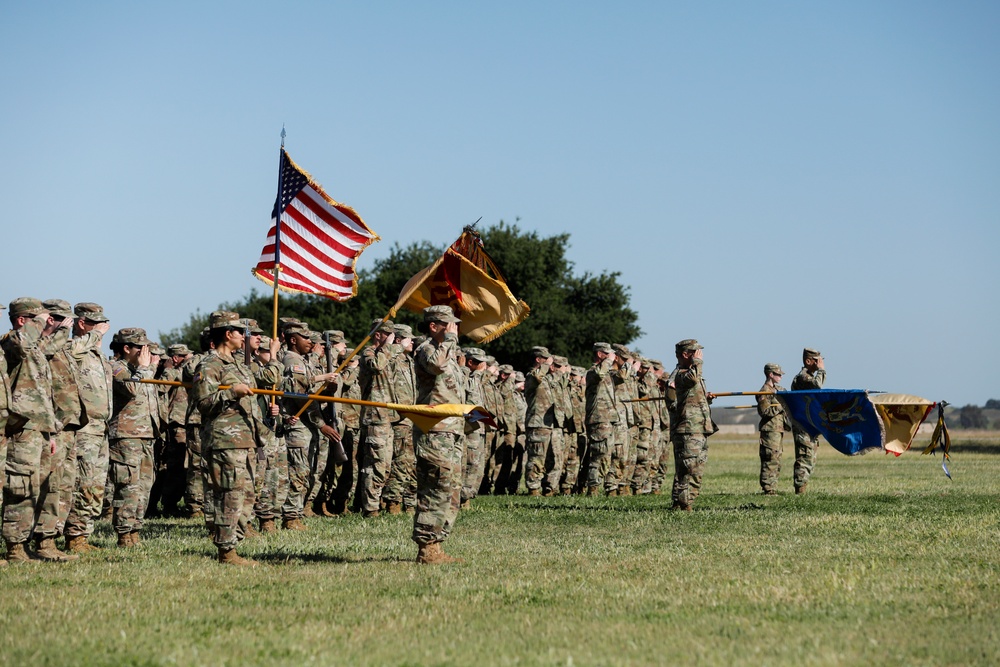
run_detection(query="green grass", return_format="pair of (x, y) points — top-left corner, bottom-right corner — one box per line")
(2, 433), (998, 666)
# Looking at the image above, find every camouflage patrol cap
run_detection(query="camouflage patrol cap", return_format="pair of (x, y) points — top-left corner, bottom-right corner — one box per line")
(42, 299), (73, 318)
(323, 330), (346, 344)
(531, 346), (551, 359)
(371, 319), (395, 335)
(514, 371), (525, 383)
(239, 318), (264, 335)
(611, 344), (632, 359)
(422, 305), (460, 324)
(498, 364), (514, 375)
(278, 317), (302, 330)
(118, 327), (153, 346)
(284, 324), (310, 339)
(675, 339), (703, 353)
(571, 366), (586, 377)
(308, 330), (323, 344)
(149, 343), (166, 356)
(486, 356), (497, 366)
(167, 343), (192, 356)
(465, 347), (488, 362)
(259, 335), (272, 348)
(593, 342), (613, 354)
(209, 311), (241, 330)
(639, 358), (653, 368)
(392, 323), (414, 340)
(552, 355), (569, 367)
(764, 363), (784, 375)
(8, 297), (46, 317)
(74, 302), (109, 323)
(803, 348), (822, 360)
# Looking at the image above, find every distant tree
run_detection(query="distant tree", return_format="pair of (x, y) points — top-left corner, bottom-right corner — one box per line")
(959, 404), (989, 429)
(985, 398), (1000, 410)
(162, 222), (641, 372)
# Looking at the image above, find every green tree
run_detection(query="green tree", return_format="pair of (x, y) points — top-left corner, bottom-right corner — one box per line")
(162, 222), (641, 371)
(959, 404), (988, 429)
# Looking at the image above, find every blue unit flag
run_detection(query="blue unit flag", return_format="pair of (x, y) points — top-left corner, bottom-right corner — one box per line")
(776, 389), (885, 456)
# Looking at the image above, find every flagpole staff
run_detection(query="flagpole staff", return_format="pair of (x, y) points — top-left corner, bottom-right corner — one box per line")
(271, 126), (286, 345)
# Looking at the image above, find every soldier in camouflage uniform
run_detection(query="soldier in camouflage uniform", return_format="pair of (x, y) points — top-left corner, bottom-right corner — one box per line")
(584, 342), (619, 496)
(628, 358), (660, 495)
(195, 312), (268, 565)
(460, 347), (488, 506)
(412, 305), (465, 564)
(358, 320), (400, 518)
(280, 324), (339, 529)
(2, 298), (79, 562)
(548, 355), (574, 495)
(181, 328), (210, 518)
(560, 366), (587, 494)
(108, 327), (160, 546)
(0, 307), (8, 567)
(486, 364), (518, 495)
(151, 343), (192, 518)
(38, 300), (85, 547)
(791, 348), (826, 494)
(304, 329), (338, 516)
(757, 363), (791, 495)
(649, 362), (673, 495)
(509, 371), (528, 494)
(330, 347), (361, 515)
(383, 323), (417, 514)
(250, 333), (289, 531)
(670, 339), (717, 511)
(64, 302), (113, 553)
(524, 346), (566, 496)
(608, 344), (635, 496)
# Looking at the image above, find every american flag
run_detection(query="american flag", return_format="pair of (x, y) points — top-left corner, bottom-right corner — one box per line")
(252, 149), (379, 300)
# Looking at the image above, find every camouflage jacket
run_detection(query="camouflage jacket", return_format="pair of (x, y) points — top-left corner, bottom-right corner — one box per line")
(109, 359), (161, 440)
(633, 372), (658, 429)
(389, 348), (416, 419)
(195, 351), (258, 450)
(338, 362), (362, 429)
(360, 342), (398, 425)
(514, 391), (527, 435)
(525, 365), (563, 428)
(182, 353), (204, 426)
(670, 359), (715, 436)
(614, 364), (637, 426)
(757, 380), (791, 432)
(413, 332), (464, 434)
(1, 316), (58, 433)
(41, 328), (86, 432)
(162, 366), (188, 426)
(480, 374), (503, 432)
(0, 353), (10, 433)
(791, 367), (826, 391)
(282, 350), (328, 430)
(569, 379), (586, 434)
(465, 368), (486, 434)
(585, 356), (619, 426)
(551, 373), (574, 432)
(496, 375), (518, 433)
(68, 330), (113, 429)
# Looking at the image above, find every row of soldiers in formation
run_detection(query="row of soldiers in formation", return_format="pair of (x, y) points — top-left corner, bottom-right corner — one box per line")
(0, 295), (826, 566)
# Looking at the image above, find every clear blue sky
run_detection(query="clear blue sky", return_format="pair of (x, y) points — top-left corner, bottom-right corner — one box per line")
(3, 2), (997, 405)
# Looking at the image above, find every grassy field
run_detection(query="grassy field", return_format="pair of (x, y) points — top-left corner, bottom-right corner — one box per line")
(2, 432), (998, 666)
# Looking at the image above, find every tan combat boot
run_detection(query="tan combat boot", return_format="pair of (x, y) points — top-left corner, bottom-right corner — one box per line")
(259, 518), (277, 534)
(386, 501), (403, 515)
(620, 487), (633, 496)
(6, 542), (33, 564)
(243, 522), (260, 539)
(282, 517), (307, 531)
(302, 505), (316, 518)
(117, 532), (131, 548)
(218, 547), (257, 566)
(362, 509), (380, 518)
(416, 542), (464, 565)
(528, 488), (541, 497)
(34, 537), (80, 562)
(795, 484), (807, 495)
(66, 535), (102, 554)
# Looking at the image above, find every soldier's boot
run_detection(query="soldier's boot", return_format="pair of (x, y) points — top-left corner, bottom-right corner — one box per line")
(187, 509), (204, 520)
(362, 509), (380, 518)
(416, 541), (464, 565)
(117, 532), (131, 548)
(527, 488), (541, 497)
(34, 537), (80, 562)
(386, 501), (403, 515)
(795, 483), (807, 495)
(66, 535), (102, 554)
(131, 531), (142, 547)
(620, 487), (633, 496)
(762, 488), (777, 496)
(282, 517), (308, 531)
(542, 488), (556, 497)
(606, 488), (619, 497)
(560, 488), (572, 496)
(302, 505), (317, 518)
(0, 558), (7, 567)
(259, 518), (277, 534)
(6, 542), (34, 564)
(651, 489), (661, 495)
(218, 547), (257, 567)
(319, 501), (338, 517)
(585, 486), (599, 497)
(243, 522), (260, 539)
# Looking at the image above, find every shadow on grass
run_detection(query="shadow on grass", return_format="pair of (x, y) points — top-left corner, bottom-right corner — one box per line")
(252, 550), (410, 565)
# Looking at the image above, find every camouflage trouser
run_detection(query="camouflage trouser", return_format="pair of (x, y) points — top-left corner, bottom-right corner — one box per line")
(184, 425), (205, 514)
(672, 433), (708, 509)
(328, 426), (359, 511)
(461, 426), (484, 502)
(560, 432), (585, 493)
(792, 427), (818, 490)
(384, 422), (416, 509)
(306, 434), (331, 506)
(525, 427), (565, 493)
(109, 437), (155, 535)
(360, 423), (393, 513)
(209, 447), (255, 549)
(66, 428), (109, 539)
(2, 429), (58, 544)
(584, 424), (612, 493)
(282, 421), (317, 520)
(759, 430), (784, 492)
(621, 425), (639, 491)
(486, 431), (515, 495)
(412, 430), (463, 546)
(607, 422), (631, 492)
(149, 427), (186, 515)
(629, 427), (654, 493)
(254, 435), (288, 521)
(651, 428), (671, 493)
(55, 430), (77, 534)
